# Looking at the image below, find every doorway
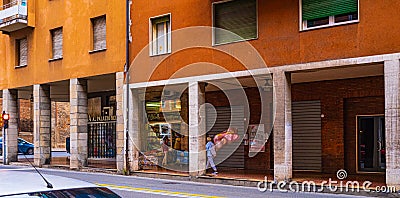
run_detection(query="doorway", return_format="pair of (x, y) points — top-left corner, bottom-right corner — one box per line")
(357, 116), (385, 172)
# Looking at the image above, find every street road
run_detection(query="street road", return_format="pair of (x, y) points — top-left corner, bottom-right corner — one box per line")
(0, 165), (365, 198)
(0, 151), (69, 159)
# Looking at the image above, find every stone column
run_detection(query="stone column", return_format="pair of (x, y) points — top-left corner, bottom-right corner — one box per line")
(116, 72), (125, 172)
(70, 79), (88, 169)
(273, 71), (292, 181)
(2, 89), (18, 164)
(188, 82), (206, 176)
(180, 91), (189, 151)
(33, 84), (51, 166)
(128, 88), (140, 171)
(384, 59), (400, 188)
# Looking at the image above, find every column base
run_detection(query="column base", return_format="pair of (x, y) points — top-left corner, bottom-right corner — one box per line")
(386, 168), (400, 189)
(274, 164), (292, 181)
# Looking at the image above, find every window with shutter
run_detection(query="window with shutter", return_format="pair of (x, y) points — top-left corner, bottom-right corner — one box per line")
(150, 15), (171, 56)
(17, 38), (28, 67)
(213, 0), (257, 45)
(301, 0), (358, 30)
(92, 16), (106, 51)
(51, 28), (63, 59)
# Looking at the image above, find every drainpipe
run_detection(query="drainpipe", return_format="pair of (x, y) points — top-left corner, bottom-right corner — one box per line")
(124, 0), (131, 173)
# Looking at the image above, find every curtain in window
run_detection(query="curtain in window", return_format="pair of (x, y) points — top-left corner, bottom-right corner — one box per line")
(214, 0), (257, 45)
(302, 0), (358, 21)
(151, 16), (170, 55)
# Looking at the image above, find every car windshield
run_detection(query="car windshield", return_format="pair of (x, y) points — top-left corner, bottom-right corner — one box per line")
(3, 187), (121, 198)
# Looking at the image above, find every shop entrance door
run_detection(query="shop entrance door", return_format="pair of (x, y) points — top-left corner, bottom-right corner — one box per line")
(357, 116), (385, 172)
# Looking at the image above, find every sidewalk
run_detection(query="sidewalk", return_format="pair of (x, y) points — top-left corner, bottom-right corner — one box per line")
(5, 162), (398, 197)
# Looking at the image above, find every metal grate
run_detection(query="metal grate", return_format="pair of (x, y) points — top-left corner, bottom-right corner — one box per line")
(88, 122), (116, 158)
(292, 100), (322, 171)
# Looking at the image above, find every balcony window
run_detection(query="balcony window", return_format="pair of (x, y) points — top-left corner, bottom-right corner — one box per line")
(0, 0), (28, 28)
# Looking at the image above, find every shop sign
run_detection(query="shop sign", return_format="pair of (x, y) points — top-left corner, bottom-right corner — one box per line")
(88, 114), (117, 122)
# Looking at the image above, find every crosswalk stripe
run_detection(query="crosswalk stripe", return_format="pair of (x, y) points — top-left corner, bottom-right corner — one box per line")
(96, 183), (226, 198)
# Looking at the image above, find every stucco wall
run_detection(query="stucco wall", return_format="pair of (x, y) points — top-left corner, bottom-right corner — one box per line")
(0, 0), (125, 89)
(129, 0), (400, 83)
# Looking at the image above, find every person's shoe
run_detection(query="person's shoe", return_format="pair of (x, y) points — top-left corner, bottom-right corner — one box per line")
(211, 172), (218, 175)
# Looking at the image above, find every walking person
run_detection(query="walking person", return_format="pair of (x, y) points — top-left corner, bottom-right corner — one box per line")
(161, 136), (169, 166)
(206, 137), (218, 175)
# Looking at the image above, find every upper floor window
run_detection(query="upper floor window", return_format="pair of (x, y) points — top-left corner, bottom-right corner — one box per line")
(16, 37), (28, 67)
(91, 15), (106, 51)
(301, 0), (359, 30)
(213, 0), (257, 45)
(50, 27), (63, 60)
(150, 15), (171, 56)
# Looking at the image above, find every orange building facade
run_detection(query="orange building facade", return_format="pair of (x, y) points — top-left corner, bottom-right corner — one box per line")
(0, 0), (126, 170)
(126, 0), (400, 189)
(1, 0), (400, 190)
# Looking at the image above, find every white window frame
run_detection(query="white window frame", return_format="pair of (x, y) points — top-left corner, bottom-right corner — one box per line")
(149, 13), (171, 56)
(212, 0), (259, 46)
(299, 0), (360, 31)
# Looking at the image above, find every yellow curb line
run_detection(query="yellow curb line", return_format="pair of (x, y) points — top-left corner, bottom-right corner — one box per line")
(97, 183), (226, 198)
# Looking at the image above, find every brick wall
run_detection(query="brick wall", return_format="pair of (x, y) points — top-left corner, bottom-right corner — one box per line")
(292, 76), (384, 173)
(206, 87), (273, 170)
(0, 98), (33, 142)
(51, 102), (70, 149)
(344, 96), (385, 174)
(19, 99), (33, 133)
(0, 98), (70, 148)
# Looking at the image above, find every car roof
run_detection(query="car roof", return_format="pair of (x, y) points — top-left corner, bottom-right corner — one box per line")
(0, 170), (97, 196)
(0, 137), (31, 142)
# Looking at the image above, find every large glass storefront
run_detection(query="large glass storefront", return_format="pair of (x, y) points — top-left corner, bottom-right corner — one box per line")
(137, 84), (189, 172)
(134, 76), (274, 173)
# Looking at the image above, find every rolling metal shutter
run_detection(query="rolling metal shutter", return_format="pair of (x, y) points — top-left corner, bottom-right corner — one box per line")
(18, 38), (28, 66)
(292, 100), (322, 171)
(92, 16), (106, 50)
(206, 106), (245, 168)
(51, 28), (63, 59)
(302, 0), (358, 21)
(213, 0), (257, 45)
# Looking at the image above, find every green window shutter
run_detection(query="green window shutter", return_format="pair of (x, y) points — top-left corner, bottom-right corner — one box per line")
(214, 0), (257, 45)
(302, 0), (358, 21)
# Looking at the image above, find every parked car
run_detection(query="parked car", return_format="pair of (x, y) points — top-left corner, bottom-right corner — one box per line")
(0, 137), (34, 155)
(0, 170), (121, 197)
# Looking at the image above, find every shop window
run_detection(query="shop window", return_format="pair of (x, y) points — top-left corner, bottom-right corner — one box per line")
(213, 0), (257, 45)
(138, 85), (189, 172)
(16, 37), (28, 67)
(150, 15), (171, 56)
(50, 27), (63, 60)
(91, 15), (107, 51)
(301, 0), (359, 30)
